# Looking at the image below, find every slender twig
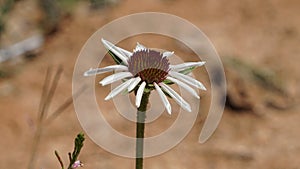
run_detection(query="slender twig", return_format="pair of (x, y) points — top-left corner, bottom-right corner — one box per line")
(136, 91), (150, 169)
(55, 150), (65, 169)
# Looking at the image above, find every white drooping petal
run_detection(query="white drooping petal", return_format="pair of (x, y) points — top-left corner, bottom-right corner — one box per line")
(84, 65), (128, 76)
(128, 77), (141, 92)
(104, 78), (134, 100)
(135, 81), (146, 108)
(133, 42), (147, 52)
(166, 76), (200, 99)
(163, 51), (174, 57)
(118, 47), (132, 58)
(154, 82), (172, 114)
(102, 39), (132, 58)
(99, 72), (133, 86)
(101, 38), (129, 65)
(169, 71), (206, 90)
(159, 82), (191, 112)
(170, 61), (206, 71)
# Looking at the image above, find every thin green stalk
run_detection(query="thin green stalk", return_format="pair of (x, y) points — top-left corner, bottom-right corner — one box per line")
(136, 91), (150, 169)
(67, 133), (85, 169)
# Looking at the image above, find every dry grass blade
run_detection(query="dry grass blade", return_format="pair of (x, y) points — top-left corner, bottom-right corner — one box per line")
(38, 66), (52, 121)
(28, 65), (63, 169)
(46, 85), (87, 125)
(39, 65), (63, 121)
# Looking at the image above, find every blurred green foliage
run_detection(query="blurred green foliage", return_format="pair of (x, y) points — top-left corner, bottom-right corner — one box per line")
(225, 57), (285, 95)
(0, 0), (16, 37)
(57, 0), (80, 12)
(89, 0), (108, 9)
(0, 0), (117, 37)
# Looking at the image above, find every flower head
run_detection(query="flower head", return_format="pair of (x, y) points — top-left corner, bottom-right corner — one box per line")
(84, 39), (206, 114)
(128, 50), (170, 84)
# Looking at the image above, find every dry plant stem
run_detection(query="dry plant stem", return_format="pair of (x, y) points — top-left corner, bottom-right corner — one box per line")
(45, 85), (87, 125)
(28, 66), (52, 169)
(28, 66), (85, 169)
(27, 121), (43, 169)
(28, 66), (63, 169)
(38, 66), (52, 114)
(136, 91), (150, 169)
(39, 65), (63, 120)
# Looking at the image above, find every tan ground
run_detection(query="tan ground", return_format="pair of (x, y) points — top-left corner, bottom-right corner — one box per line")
(0, 0), (300, 169)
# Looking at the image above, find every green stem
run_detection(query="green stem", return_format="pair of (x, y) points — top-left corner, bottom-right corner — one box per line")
(67, 133), (85, 169)
(136, 91), (150, 169)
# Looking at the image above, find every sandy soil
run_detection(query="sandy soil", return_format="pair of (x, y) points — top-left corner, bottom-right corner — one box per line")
(0, 0), (300, 169)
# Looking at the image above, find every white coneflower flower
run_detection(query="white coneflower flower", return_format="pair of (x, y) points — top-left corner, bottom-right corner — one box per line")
(84, 39), (206, 114)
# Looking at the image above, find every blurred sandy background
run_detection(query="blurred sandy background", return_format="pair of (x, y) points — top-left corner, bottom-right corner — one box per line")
(0, 0), (299, 169)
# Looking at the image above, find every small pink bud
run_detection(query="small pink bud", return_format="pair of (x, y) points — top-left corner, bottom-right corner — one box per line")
(72, 160), (83, 168)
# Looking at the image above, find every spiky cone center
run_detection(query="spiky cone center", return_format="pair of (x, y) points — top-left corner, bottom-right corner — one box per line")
(128, 49), (170, 84)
